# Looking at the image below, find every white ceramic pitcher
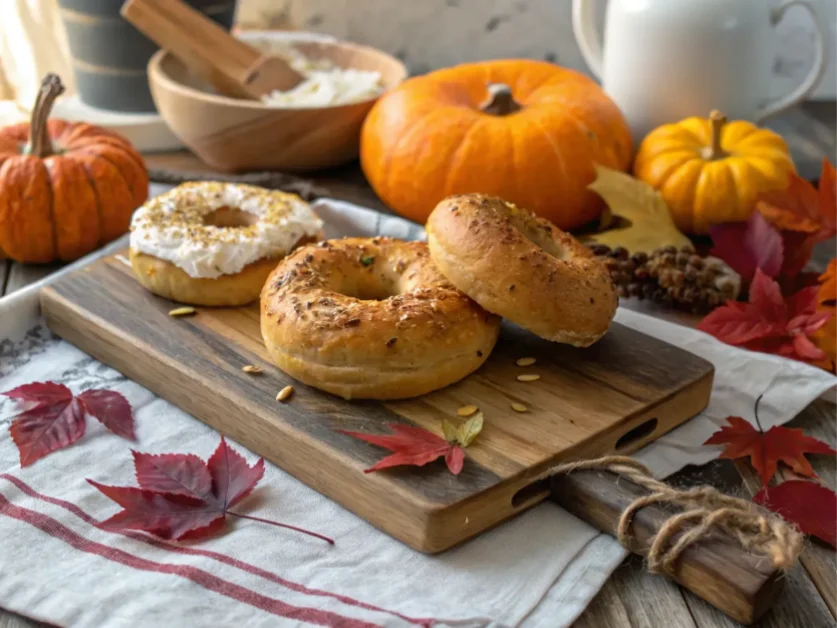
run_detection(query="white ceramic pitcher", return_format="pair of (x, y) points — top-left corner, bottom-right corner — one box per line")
(572, 0), (828, 141)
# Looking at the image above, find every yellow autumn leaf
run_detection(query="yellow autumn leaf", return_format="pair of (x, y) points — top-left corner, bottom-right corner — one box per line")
(583, 164), (693, 254)
(456, 412), (484, 447)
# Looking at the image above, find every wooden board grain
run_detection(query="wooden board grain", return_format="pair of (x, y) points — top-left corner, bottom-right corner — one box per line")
(41, 252), (715, 553)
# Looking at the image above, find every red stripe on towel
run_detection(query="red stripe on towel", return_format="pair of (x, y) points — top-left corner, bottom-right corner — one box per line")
(0, 492), (376, 628)
(0, 474), (433, 627)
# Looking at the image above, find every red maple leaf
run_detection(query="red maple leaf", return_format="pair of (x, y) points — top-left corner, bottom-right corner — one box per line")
(704, 396), (837, 486)
(89, 437), (333, 543)
(757, 159), (837, 278)
(754, 480), (837, 548)
(339, 423), (466, 475)
(3, 382), (135, 467)
(779, 230), (818, 279)
(709, 211), (783, 281)
(698, 268), (833, 364)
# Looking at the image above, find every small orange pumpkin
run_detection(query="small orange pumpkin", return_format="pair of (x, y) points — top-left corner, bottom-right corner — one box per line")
(0, 74), (148, 263)
(633, 110), (795, 234)
(360, 60), (633, 229)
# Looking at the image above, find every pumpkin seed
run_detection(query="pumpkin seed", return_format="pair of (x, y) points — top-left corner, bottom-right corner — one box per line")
(516, 357), (537, 367)
(457, 405), (479, 417)
(242, 365), (262, 374)
(516, 374), (540, 382)
(168, 306), (196, 317)
(276, 385), (294, 402)
(511, 402), (528, 413)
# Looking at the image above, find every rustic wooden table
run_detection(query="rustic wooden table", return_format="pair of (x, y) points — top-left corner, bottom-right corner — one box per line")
(0, 101), (835, 628)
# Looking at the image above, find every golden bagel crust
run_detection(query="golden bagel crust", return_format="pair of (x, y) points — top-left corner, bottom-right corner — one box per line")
(260, 237), (501, 400)
(130, 233), (321, 307)
(130, 249), (283, 307)
(426, 194), (617, 346)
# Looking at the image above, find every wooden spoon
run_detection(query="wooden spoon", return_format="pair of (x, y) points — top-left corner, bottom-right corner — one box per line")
(121, 0), (305, 100)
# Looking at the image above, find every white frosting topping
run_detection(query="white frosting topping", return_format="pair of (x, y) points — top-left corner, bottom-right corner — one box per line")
(130, 182), (322, 279)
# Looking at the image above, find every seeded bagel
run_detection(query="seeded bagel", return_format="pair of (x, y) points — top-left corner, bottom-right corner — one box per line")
(260, 237), (501, 400)
(426, 194), (617, 346)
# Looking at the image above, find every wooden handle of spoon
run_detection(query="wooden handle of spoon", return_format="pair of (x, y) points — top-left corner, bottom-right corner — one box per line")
(549, 469), (784, 625)
(121, 0), (303, 99)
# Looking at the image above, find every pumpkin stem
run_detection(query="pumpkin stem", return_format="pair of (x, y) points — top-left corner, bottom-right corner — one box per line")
(28, 74), (65, 158)
(481, 83), (521, 116)
(703, 110), (728, 160)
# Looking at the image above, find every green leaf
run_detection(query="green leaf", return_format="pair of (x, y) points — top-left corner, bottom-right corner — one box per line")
(442, 420), (459, 444)
(457, 412), (484, 447)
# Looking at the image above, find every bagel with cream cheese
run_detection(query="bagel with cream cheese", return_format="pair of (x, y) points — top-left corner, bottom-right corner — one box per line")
(130, 182), (323, 306)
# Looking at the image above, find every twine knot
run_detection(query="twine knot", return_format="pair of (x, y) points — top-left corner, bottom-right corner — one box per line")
(545, 456), (803, 574)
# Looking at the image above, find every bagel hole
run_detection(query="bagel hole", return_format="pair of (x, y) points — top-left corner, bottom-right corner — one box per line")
(341, 284), (397, 301)
(335, 271), (400, 302)
(203, 206), (258, 228)
(508, 214), (569, 260)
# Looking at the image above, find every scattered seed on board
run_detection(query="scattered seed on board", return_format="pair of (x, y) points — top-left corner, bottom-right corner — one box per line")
(511, 402), (528, 412)
(242, 365), (262, 374)
(457, 405), (479, 417)
(516, 374), (540, 382)
(276, 385), (294, 402)
(168, 306), (196, 317)
(516, 357), (536, 367)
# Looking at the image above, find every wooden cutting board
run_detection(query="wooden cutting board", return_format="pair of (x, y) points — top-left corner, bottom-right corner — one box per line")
(41, 252), (714, 553)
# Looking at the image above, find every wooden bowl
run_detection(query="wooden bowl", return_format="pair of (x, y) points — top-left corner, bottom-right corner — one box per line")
(147, 33), (407, 172)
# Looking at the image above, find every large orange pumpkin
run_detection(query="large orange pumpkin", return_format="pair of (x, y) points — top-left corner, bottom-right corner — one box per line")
(0, 74), (148, 264)
(360, 60), (633, 229)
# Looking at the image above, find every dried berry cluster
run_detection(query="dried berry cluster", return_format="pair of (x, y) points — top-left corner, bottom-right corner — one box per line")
(590, 244), (741, 314)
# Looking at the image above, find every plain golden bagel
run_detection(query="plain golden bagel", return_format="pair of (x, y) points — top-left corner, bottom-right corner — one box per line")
(129, 182), (324, 306)
(260, 237), (501, 400)
(130, 250), (285, 307)
(426, 194), (617, 346)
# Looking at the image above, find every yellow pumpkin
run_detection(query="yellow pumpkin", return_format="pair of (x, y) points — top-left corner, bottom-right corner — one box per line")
(633, 110), (795, 234)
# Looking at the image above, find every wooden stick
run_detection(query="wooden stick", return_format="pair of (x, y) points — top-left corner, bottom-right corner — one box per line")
(549, 469), (783, 625)
(121, 0), (303, 98)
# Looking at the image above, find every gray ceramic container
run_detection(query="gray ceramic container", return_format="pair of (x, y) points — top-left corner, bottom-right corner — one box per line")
(58, 0), (238, 113)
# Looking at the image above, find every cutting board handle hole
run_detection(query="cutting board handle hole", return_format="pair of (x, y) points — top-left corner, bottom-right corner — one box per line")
(511, 479), (550, 507)
(615, 418), (658, 451)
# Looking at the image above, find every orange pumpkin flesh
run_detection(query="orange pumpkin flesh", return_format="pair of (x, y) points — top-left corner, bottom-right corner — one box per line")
(0, 74), (148, 263)
(360, 60), (633, 229)
(633, 110), (795, 234)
